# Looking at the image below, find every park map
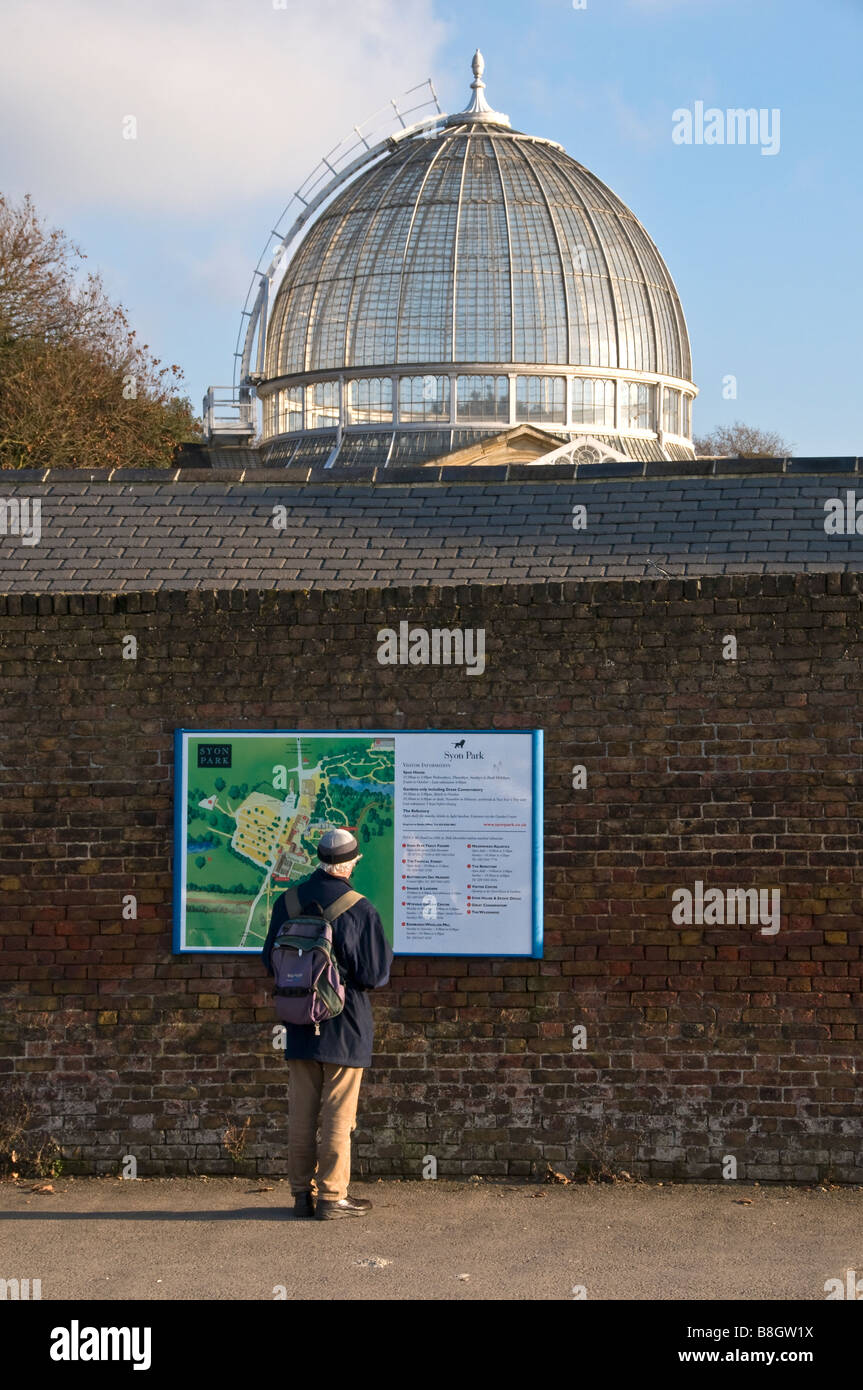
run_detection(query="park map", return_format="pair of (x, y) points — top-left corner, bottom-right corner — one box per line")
(182, 735), (395, 950)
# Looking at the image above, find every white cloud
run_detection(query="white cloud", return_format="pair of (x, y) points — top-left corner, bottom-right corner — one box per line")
(0, 0), (448, 212)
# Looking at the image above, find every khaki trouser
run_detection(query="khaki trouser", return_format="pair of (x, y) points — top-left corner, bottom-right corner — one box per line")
(287, 1060), (364, 1201)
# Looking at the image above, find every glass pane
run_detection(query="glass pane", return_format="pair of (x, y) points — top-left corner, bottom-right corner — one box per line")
(397, 138), (462, 362)
(278, 386), (303, 433)
(572, 377), (614, 427)
(398, 375), (451, 422)
(455, 375), (509, 423)
(495, 143), (568, 365)
(306, 380), (340, 430)
(347, 377), (393, 425)
(638, 383), (656, 429)
(389, 429), (453, 463)
(515, 375), (566, 424)
(332, 143), (426, 369)
(332, 432), (394, 467)
(621, 381), (655, 430)
(663, 387), (680, 435)
(454, 137), (512, 361)
(290, 433), (338, 466)
(536, 155), (617, 368)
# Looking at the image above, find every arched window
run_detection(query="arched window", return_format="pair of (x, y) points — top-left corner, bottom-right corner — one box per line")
(278, 386), (304, 434)
(455, 375), (509, 423)
(306, 381), (340, 430)
(572, 378), (615, 428)
(515, 375), (566, 425)
(621, 382), (656, 430)
(348, 378), (393, 425)
(663, 388), (681, 435)
(398, 375), (451, 422)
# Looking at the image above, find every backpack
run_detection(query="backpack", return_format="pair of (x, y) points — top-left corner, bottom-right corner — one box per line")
(270, 886), (364, 1035)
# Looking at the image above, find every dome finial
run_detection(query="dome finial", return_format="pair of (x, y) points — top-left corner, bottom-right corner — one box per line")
(446, 47), (510, 127)
(468, 49), (488, 110)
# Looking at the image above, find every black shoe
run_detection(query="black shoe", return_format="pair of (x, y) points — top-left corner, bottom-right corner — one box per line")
(294, 1193), (316, 1219)
(314, 1195), (372, 1220)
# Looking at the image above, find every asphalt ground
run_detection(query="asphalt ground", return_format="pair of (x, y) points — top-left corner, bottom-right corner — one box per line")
(2, 1176), (862, 1301)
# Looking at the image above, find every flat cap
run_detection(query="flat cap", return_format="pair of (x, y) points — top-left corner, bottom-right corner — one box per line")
(317, 827), (361, 864)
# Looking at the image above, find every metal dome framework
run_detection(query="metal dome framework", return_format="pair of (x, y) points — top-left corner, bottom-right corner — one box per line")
(206, 54), (697, 466)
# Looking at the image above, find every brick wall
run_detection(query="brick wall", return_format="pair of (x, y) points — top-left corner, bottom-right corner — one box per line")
(1, 575), (861, 1182)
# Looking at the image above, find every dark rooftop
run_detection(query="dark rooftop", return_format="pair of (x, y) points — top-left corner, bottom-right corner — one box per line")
(1, 457), (861, 591)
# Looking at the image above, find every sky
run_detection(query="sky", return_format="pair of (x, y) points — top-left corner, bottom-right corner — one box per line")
(1, 0), (861, 456)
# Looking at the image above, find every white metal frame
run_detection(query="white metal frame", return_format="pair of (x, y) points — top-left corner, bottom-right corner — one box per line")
(203, 81), (443, 440)
(203, 57), (699, 461)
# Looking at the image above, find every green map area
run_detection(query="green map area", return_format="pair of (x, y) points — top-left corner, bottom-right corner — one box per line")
(181, 735), (395, 950)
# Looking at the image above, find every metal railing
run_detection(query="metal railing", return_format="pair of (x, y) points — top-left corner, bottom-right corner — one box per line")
(202, 386), (257, 439)
(231, 79), (443, 388)
(204, 80), (443, 443)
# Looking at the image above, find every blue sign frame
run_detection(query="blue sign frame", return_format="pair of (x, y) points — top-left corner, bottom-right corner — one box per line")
(173, 728), (543, 959)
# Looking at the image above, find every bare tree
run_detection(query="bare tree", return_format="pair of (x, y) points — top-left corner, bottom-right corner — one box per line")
(0, 194), (199, 468)
(693, 421), (793, 459)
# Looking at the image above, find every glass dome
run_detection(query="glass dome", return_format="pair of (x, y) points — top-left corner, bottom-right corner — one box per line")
(257, 54), (697, 467)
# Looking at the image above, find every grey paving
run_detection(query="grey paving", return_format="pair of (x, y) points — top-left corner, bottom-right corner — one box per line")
(1, 1177), (860, 1301)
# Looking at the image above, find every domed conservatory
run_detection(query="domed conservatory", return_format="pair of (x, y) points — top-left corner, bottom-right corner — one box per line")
(207, 53), (697, 468)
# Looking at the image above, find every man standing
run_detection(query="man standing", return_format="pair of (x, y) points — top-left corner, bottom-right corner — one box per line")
(262, 828), (393, 1221)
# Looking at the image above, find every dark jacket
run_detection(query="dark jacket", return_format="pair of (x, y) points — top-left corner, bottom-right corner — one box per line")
(262, 866), (393, 1068)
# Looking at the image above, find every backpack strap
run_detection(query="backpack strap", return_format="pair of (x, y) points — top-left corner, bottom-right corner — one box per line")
(322, 890), (364, 922)
(282, 886), (302, 920)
